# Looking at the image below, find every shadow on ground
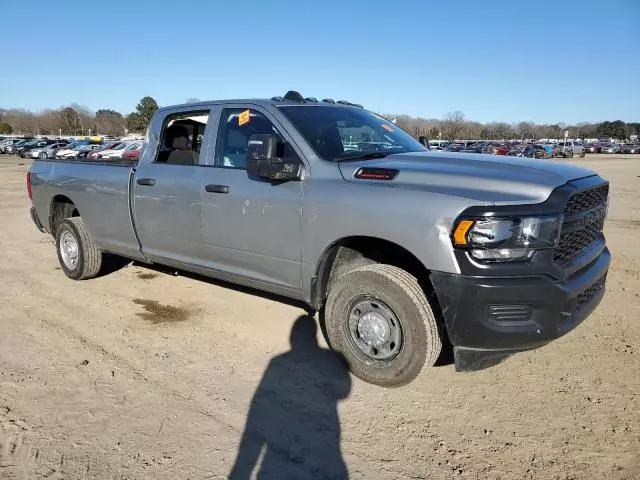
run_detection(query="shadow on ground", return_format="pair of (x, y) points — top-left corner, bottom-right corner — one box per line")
(229, 315), (351, 479)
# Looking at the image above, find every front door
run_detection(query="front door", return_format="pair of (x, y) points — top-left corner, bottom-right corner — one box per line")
(200, 106), (304, 291)
(133, 108), (212, 264)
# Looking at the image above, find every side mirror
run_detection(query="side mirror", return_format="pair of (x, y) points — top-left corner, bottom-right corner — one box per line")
(246, 134), (301, 181)
(418, 136), (431, 149)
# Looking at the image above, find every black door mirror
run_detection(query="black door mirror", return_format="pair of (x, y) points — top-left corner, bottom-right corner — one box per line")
(246, 134), (301, 181)
(418, 136), (430, 149)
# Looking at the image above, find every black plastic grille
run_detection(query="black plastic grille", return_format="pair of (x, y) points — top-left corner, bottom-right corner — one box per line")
(553, 184), (608, 266)
(553, 219), (604, 265)
(564, 184), (609, 215)
(574, 274), (606, 313)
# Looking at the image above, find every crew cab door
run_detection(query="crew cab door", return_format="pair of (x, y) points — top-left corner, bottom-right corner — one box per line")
(133, 108), (212, 264)
(200, 105), (304, 293)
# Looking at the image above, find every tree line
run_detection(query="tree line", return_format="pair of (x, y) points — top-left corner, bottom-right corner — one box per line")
(0, 96), (159, 136)
(0, 97), (637, 142)
(390, 111), (639, 141)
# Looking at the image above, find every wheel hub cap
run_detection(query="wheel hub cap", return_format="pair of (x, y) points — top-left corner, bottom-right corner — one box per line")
(348, 298), (402, 361)
(60, 231), (79, 269)
(357, 311), (391, 347)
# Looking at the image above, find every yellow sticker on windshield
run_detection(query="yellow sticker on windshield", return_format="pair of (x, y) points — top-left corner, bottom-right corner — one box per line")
(238, 109), (251, 126)
(381, 124), (394, 132)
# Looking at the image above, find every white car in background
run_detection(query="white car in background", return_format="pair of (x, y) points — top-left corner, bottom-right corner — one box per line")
(29, 142), (69, 159)
(56, 145), (101, 159)
(96, 141), (131, 159)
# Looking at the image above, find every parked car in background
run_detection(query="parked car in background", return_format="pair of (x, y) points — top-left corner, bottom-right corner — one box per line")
(620, 144), (640, 154)
(55, 141), (92, 158)
(75, 144), (105, 159)
(0, 138), (28, 154)
(507, 144), (536, 158)
(87, 141), (123, 159)
(95, 141), (133, 159)
(487, 142), (510, 155)
(29, 141), (70, 159)
(444, 143), (466, 152)
(17, 139), (60, 158)
(6, 139), (34, 155)
(532, 144), (551, 159)
(122, 143), (143, 160)
(555, 141), (585, 158)
(460, 141), (490, 154)
(584, 143), (602, 154)
(600, 143), (621, 154)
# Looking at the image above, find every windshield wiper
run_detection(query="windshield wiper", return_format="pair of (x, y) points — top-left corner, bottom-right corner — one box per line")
(332, 152), (390, 162)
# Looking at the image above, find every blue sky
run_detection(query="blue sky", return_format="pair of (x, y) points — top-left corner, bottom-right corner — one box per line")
(0, 0), (638, 124)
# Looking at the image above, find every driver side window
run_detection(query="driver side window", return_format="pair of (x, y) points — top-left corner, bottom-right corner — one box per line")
(215, 108), (280, 169)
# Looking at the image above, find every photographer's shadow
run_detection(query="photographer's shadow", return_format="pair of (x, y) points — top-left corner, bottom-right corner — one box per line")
(229, 315), (351, 480)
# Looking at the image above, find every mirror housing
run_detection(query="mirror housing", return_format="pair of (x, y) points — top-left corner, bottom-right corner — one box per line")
(418, 136), (431, 149)
(246, 134), (301, 181)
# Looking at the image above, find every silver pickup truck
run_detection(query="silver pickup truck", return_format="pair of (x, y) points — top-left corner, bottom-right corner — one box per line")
(27, 91), (611, 387)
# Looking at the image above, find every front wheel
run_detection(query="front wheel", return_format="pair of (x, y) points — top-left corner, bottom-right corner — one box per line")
(324, 264), (442, 387)
(580, 150), (586, 158)
(39, 152), (47, 159)
(55, 217), (102, 280)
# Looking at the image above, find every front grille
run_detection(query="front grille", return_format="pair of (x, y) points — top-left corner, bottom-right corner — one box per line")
(564, 184), (608, 215)
(574, 274), (606, 313)
(553, 184), (608, 266)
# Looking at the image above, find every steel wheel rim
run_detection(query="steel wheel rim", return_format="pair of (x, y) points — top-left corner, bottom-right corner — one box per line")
(60, 230), (79, 269)
(346, 297), (402, 361)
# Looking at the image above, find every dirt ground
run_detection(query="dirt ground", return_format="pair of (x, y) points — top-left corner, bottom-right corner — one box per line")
(0, 154), (639, 480)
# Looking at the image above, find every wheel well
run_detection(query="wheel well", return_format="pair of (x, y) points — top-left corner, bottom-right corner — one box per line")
(49, 195), (80, 236)
(312, 236), (433, 311)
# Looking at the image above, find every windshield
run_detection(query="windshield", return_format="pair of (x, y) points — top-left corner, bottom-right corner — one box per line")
(278, 105), (426, 160)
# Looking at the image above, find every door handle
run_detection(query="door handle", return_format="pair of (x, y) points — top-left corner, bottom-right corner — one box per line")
(137, 178), (156, 186)
(205, 184), (230, 194)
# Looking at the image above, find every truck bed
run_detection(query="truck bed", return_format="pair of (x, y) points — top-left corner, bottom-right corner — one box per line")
(29, 158), (144, 261)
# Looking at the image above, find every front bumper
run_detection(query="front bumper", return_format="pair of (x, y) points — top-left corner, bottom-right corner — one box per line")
(430, 248), (610, 371)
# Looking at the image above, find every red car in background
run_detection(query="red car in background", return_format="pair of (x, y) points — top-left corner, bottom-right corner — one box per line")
(122, 144), (142, 160)
(88, 141), (123, 159)
(487, 142), (511, 155)
(584, 143), (602, 154)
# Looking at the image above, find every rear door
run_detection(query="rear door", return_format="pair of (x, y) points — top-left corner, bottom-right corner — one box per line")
(199, 105), (304, 292)
(133, 108), (212, 265)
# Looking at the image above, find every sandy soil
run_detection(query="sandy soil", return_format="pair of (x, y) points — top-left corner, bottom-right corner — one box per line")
(0, 154), (639, 480)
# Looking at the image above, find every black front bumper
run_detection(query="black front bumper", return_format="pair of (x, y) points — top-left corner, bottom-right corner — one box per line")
(430, 248), (610, 371)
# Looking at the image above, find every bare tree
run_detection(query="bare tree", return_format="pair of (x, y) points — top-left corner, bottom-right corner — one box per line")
(442, 111), (466, 140)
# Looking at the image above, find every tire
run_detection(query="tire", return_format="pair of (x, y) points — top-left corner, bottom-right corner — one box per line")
(580, 150), (585, 158)
(324, 264), (442, 387)
(39, 152), (47, 159)
(55, 217), (102, 280)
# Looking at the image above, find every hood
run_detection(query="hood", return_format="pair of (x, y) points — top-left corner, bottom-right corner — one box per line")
(338, 151), (597, 205)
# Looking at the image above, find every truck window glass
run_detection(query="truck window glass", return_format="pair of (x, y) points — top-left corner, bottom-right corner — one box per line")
(215, 108), (281, 169)
(278, 105), (426, 161)
(156, 110), (210, 165)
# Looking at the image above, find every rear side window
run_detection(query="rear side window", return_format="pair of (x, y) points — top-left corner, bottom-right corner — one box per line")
(155, 110), (210, 165)
(215, 108), (281, 169)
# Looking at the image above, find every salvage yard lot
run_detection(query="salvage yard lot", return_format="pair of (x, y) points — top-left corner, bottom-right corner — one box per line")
(1, 155), (639, 479)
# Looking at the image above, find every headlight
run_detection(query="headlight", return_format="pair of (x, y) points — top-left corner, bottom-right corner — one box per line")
(452, 215), (562, 262)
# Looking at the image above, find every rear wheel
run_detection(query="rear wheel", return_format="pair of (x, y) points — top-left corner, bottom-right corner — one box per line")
(39, 152), (47, 159)
(55, 217), (102, 280)
(580, 150), (586, 158)
(324, 264), (442, 387)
